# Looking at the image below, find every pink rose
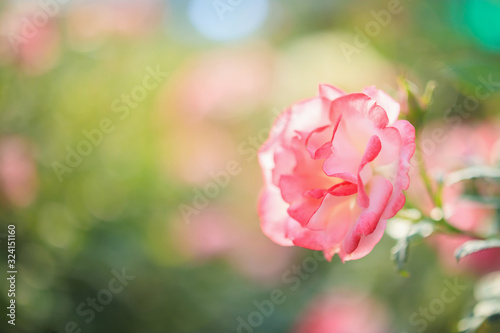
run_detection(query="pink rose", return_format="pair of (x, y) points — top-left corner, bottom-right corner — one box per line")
(258, 84), (415, 261)
(293, 290), (390, 333)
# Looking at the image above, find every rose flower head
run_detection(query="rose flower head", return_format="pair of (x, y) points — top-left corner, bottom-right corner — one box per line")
(258, 84), (415, 261)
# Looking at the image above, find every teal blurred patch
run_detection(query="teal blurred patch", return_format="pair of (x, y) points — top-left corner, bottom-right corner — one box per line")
(451, 0), (500, 51)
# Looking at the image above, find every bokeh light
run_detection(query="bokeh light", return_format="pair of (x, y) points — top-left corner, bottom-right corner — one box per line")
(188, 0), (269, 41)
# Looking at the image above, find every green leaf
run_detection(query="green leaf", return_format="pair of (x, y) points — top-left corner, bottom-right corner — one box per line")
(445, 166), (500, 186)
(421, 80), (437, 107)
(462, 195), (500, 208)
(391, 237), (410, 275)
(459, 278), (500, 333)
(475, 271), (500, 300)
(455, 239), (500, 262)
(470, 313), (500, 333)
(398, 78), (426, 127)
(477, 313), (500, 333)
(390, 220), (434, 275)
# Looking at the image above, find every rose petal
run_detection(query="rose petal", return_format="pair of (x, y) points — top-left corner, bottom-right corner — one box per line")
(355, 177), (393, 236)
(363, 85), (400, 126)
(258, 185), (295, 246)
(357, 135), (382, 209)
(318, 84), (346, 100)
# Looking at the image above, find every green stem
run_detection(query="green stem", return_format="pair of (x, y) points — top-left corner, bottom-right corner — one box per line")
(413, 135), (485, 239)
(414, 138), (442, 208)
(433, 218), (486, 240)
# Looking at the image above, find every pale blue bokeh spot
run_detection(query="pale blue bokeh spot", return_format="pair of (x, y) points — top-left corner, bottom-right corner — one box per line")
(188, 0), (269, 41)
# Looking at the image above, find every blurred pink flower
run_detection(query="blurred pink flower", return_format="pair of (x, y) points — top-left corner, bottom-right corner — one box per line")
(431, 200), (500, 275)
(0, 136), (38, 207)
(227, 231), (296, 284)
(66, 0), (160, 51)
(0, 5), (60, 75)
(173, 208), (241, 260)
(173, 45), (275, 120)
(407, 122), (500, 215)
(293, 290), (391, 333)
(258, 84), (415, 261)
(409, 122), (500, 274)
(171, 207), (296, 283)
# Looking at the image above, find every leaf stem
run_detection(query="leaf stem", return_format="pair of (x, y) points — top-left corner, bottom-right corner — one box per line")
(433, 218), (486, 240)
(414, 138), (442, 208)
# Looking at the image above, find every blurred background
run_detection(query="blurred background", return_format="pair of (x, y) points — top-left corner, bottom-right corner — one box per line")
(0, 0), (500, 332)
